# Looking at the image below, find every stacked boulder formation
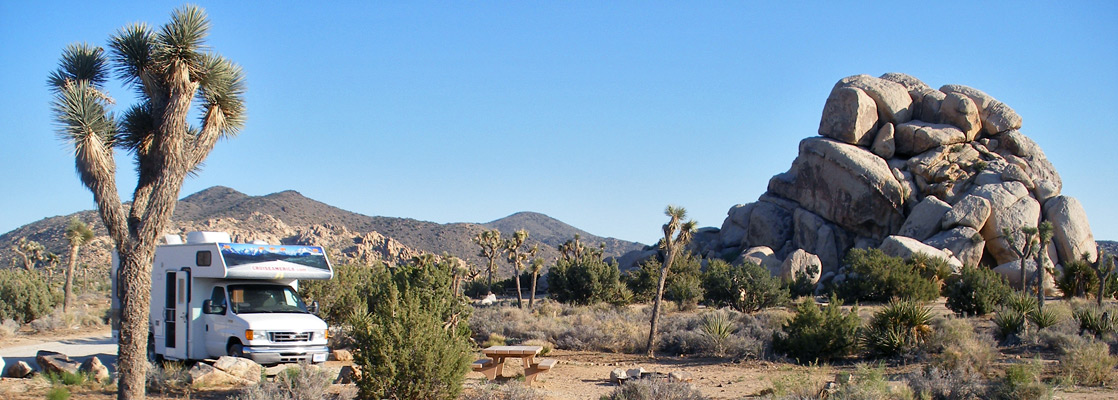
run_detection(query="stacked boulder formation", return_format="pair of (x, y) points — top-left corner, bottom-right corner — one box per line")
(694, 73), (1096, 288)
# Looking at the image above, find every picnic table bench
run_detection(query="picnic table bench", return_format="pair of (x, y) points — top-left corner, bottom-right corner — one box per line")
(472, 345), (557, 385)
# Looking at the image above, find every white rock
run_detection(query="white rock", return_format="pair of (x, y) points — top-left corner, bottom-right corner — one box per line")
(1044, 196), (1097, 264)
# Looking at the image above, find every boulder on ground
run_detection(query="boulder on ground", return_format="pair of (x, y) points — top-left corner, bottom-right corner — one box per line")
(626, 367), (646, 380)
(332, 349), (353, 362)
(740, 246), (782, 276)
(1044, 196), (1097, 264)
(480, 293), (497, 305)
(668, 371), (694, 383)
(213, 356), (262, 384)
(79, 356), (110, 382)
(36, 350), (80, 376)
(610, 368), (628, 384)
(780, 249), (822, 284)
(189, 362), (253, 387)
(878, 235), (963, 271)
(5, 360), (33, 378)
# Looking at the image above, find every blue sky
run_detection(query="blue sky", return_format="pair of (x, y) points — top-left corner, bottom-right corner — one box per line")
(1, 1), (1115, 245)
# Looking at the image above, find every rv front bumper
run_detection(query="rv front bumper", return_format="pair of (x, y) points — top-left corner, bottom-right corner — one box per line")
(242, 345), (330, 365)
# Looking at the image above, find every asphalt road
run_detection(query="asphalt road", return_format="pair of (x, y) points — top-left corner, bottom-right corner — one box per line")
(0, 332), (117, 374)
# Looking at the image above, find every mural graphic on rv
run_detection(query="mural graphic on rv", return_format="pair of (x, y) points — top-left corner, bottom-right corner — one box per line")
(220, 243), (331, 271)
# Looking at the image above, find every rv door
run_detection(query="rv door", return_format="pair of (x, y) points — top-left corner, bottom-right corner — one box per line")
(163, 270), (190, 360)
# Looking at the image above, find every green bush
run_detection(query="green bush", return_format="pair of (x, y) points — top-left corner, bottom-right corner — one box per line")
(547, 254), (625, 305)
(0, 269), (56, 323)
(349, 257), (473, 400)
(46, 387), (70, 400)
(773, 295), (862, 364)
(944, 265), (1012, 316)
(988, 360), (1050, 400)
(834, 248), (940, 303)
(863, 300), (933, 358)
(1057, 259), (1099, 299)
(462, 279), (492, 299)
(701, 259), (788, 313)
(625, 253), (703, 306)
(300, 263), (381, 326)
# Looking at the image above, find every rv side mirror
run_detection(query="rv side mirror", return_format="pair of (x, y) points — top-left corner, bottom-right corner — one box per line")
(308, 301), (319, 314)
(202, 299), (225, 315)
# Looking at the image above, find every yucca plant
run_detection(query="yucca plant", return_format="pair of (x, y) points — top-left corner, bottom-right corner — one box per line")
(1026, 306), (1066, 331)
(864, 299), (933, 357)
(700, 310), (736, 357)
(993, 307), (1026, 341)
(1074, 306), (1117, 338)
(1004, 292), (1039, 315)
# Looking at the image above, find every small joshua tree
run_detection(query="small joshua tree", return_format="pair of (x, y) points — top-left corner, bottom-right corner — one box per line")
(472, 229), (505, 295)
(1004, 226), (1040, 292)
(504, 230), (537, 309)
(1088, 249), (1116, 307)
(1033, 222), (1054, 309)
(645, 205), (696, 357)
(528, 257), (544, 307)
(64, 217), (95, 312)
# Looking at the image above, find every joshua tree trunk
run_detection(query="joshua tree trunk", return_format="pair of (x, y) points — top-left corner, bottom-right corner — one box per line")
(646, 248), (677, 357)
(529, 270), (539, 307)
(645, 206), (695, 358)
(64, 245), (79, 312)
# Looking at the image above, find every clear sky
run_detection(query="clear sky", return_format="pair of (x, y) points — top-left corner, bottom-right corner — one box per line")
(1, 1), (1115, 245)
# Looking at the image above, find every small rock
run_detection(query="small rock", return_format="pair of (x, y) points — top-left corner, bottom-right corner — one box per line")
(668, 371), (693, 383)
(36, 350), (80, 375)
(332, 349), (353, 362)
(480, 293), (497, 305)
(213, 356), (262, 383)
(189, 362), (253, 387)
(610, 368), (628, 384)
(79, 356), (110, 382)
(626, 367), (646, 380)
(5, 360), (33, 378)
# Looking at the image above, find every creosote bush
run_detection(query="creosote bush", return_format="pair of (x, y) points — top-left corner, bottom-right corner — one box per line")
(300, 262), (381, 326)
(834, 248), (940, 303)
(626, 253), (703, 307)
(944, 265), (1012, 316)
(0, 269), (56, 323)
(702, 259), (788, 313)
(547, 253), (626, 305)
(349, 257), (473, 400)
(773, 295), (861, 364)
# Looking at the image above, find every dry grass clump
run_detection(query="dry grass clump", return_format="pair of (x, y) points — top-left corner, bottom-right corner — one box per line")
(658, 308), (783, 359)
(1056, 339), (1118, 387)
(234, 363), (355, 400)
(602, 378), (707, 400)
(922, 316), (999, 376)
(29, 307), (106, 333)
(461, 383), (545, 400)
(145, 361), (192, 396)
(0, 318), (19, 338)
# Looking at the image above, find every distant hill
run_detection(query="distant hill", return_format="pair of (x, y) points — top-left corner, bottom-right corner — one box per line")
(0, 186), (645, 270)
(1098, 240), (1118, 258)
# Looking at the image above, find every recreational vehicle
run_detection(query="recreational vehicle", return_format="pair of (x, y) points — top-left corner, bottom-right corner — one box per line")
(111, 231), (333, 364)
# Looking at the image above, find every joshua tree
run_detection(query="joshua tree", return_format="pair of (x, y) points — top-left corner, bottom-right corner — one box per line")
(63, 217), (95, 312)
(49, 6), (246, 399)
(1004, 226), (1040, 292)
(472, 229), (505, 295)
(504, 230), (537, 308)
(646, 205), (697, 357)
(1032, 222), (1054, 308)
(12, 237), (47, 271)
(528, 257), (544, 307)
(1088, 249), (1116, 307)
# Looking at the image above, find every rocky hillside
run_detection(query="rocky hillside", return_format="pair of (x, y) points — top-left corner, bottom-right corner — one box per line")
(0, 187), (644, 271)
(648, 73), (1101, 290)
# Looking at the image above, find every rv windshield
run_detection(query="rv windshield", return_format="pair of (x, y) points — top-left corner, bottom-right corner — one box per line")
(228, 284), (309, 314)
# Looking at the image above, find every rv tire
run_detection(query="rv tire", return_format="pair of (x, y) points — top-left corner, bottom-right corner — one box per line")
(228, 342), (245, 358)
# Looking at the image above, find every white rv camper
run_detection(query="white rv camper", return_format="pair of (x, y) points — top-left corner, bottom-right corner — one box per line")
(111, 231), (333, 364)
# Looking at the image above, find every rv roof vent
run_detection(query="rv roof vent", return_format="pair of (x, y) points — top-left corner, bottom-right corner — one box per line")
(186, 231), (232, 244)
(250, 240), (269, 245)
(163, 234), (183, 245)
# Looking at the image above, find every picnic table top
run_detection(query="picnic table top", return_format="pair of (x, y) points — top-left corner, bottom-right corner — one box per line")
(482, 345), (543, 356)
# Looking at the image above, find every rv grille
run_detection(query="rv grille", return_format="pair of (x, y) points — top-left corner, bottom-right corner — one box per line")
(268, 331), (312, 342)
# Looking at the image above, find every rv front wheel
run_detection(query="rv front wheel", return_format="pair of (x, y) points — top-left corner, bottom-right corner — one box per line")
(228, 342), (245, 358)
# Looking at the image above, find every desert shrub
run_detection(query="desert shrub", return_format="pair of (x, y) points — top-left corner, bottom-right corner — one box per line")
(1003, 292), (1038, 315)
(988, 360), (1050, 400)
(463, 279), (492, 299)
(601, 379), (707, 400)
(993, 307), (1026, 341)
(299, 262), (382, 326)
(1057, 339), (1118, 387)
(863, 300), (933, 358)
(773, 295), (862, 364)
(0, 318), (18, 339)
(658, 308), (777, 359)
(829, 363), (912, 400)
(923, 317), (997, 376)
(1057, 259), (1100, 299)
(702, 259), (788, 313)
(626, 253), (703, 306)
(349, 258), (473, 400)
(944, 266), (1012, 316)
(547, 254), (625, 305)
(234, 362), (353, 400)
(783, 264), (820, 298)
(905, 365), (988, 400)
(834, 248), (939, 303)
(462, 383), (545, 400)
(1026, 306), (1067, 331)
(1073, 304), (1117, 338)
(0, 269), (56, 323)
(146, 361), (191, 396)
(468, 302), (645, 353)
(46, 387), (70, 400)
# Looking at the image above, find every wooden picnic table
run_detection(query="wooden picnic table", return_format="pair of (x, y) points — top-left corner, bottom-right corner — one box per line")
(474, 345), (556, 384)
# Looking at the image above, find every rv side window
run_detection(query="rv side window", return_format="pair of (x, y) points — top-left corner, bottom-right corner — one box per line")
(208, 287), (227, 314)
(196, 251), (212, 267)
